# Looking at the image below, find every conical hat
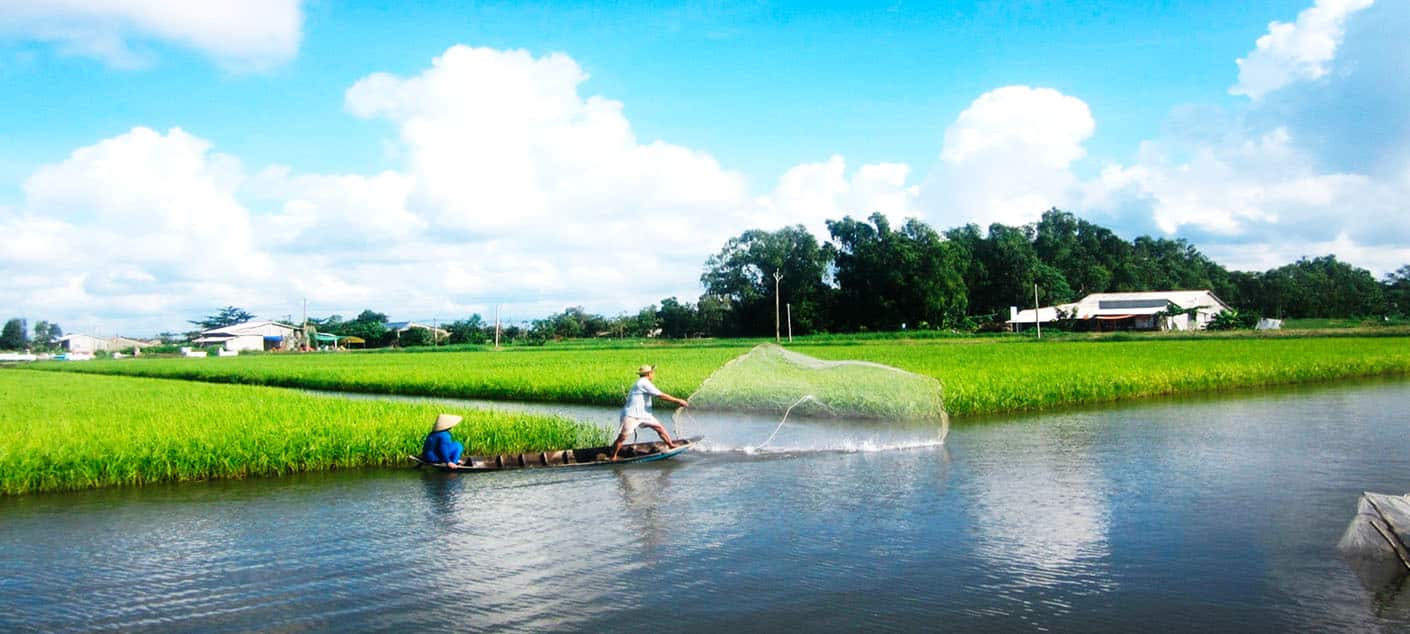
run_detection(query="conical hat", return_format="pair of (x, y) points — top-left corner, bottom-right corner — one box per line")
(432, 414), (463, 432)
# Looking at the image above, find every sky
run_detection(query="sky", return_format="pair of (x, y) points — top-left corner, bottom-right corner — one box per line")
(1, 0), (1407, 336)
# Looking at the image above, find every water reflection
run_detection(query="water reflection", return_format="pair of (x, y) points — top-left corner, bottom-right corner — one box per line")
(612, 464), (679, 561)
(2, 379), (1408, 632)
(960, 413), (1115, 622)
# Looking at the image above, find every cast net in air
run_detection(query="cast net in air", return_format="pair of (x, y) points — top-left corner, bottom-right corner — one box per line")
(672, 344), (948, 453)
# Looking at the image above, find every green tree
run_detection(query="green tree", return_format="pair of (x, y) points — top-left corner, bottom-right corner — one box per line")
(1385, 265), (1410, 317)
(446, 314), (489, 344)
(188, 306), (255, 330)
(397, 327), (434, 347)
(32, 321), (62, 351)
(701, 225), (833, 336)
(1032, 208), (1129, 295)
(337, 310), (390, 346)
(827, 213), (968, 330)
(308, 314), (346, 331)
(656, 297), (697, 338)
(1238, 256), (1384, 318)
(1, 318), (28, 351)
(695, 294), (732, 337)
(969, 223), (1072, 317)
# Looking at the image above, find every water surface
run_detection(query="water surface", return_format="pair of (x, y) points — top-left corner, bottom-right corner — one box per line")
(3, 379), (1408, 631)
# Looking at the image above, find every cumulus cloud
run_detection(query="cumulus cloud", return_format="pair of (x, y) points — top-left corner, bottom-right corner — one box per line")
(0, 127), (280, 330)
(919, 85), (1094, 229)
(0, 0), (303, 70)
(1079, 0), (1410, 275)
(9, 2), (1409, 335)
(1230, 0), (1374, 100)
(344, 45), (750, 245)
(751, 155), (918, 237)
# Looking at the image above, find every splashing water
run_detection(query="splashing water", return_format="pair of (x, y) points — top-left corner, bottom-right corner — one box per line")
(673, 344), (949, 454)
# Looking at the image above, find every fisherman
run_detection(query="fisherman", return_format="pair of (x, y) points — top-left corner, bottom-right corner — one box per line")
(422, 414), (465, 469)
(609, 364), (688, 461)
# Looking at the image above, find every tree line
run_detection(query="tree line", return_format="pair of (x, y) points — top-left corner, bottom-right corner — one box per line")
(680, 209), (1407, 336)
(0, 319), (63, 352)
(5, 209), (1408, 350)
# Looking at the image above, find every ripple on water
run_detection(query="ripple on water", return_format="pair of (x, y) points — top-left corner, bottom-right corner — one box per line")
(1, 379), (1408, 632)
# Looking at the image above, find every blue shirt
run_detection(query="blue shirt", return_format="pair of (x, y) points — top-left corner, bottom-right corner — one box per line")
(422, 430), (464, 464)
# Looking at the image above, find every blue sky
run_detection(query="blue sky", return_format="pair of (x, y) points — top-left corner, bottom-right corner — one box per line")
(1, 0), (1406, 334)
(2, 1), (1306, 187)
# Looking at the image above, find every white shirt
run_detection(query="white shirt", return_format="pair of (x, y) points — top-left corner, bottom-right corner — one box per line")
(620, 377), (663, 419)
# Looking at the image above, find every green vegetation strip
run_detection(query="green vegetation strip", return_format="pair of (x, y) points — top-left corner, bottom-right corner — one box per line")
(31, 336), (1410, 418)
(795, 337), (1410, 416)
(0, 371), (610, 496)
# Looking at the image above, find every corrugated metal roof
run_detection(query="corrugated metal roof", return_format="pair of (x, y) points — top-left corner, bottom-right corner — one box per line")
(1006, 289), (1230, 323)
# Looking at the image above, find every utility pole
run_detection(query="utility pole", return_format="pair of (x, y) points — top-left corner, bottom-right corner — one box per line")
(787, 303), (793, 343)
(1033, 283), (1042, 339)
(774, 270), (783, 343)
(494, 305), (501, 350)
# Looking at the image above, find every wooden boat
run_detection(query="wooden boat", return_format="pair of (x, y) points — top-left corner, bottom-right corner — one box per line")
(409, 436), (703, 472)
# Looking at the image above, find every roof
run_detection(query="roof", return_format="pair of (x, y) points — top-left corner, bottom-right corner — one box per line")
(1079, 290), (1231, 312)
(1007, 290), (1231, 323)
(202, 320), (297, 335)
(387, 321), (449, 333)
(1008, 303), (1078, 324)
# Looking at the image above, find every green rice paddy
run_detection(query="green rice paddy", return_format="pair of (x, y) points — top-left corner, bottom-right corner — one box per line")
(0, 370), (610, 496)
(33, 335), (1410, 417)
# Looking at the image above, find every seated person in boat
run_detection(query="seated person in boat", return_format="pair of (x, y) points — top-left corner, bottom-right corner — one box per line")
(609, 364), (688, 461)
(422, 414), (465, 468)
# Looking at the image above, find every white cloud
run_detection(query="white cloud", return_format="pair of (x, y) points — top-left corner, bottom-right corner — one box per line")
(1, 127), (279, 330)
(921, 85), (1095, 228)
(251, 166), (424, 249)
(1230, 0), (1374, 100)
(752, 155), (919, 237)
(1075, 0), (1409, 275)
(344, 45), (750, 245)
(0, 0), (303, 70)
(9, 12), (1409, 335)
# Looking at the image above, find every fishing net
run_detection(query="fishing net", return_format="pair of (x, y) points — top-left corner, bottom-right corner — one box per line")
(673, 344), (948, 451)
(1338, 492), (1410, 591)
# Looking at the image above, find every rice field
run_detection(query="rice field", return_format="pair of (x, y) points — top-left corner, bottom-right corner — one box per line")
(30, 335), (1410, 418)
(797, 337), (1410, 417)
(0, 370), (611, 496)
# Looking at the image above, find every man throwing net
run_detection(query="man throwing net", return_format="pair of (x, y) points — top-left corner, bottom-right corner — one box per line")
(610, 364), (689, 461)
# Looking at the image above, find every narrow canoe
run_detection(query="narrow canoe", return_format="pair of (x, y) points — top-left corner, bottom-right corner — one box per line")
(409, 436), (704, 472)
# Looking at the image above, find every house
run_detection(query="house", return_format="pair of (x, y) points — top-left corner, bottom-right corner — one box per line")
(107, 336), (154, 352)
(58, 334), (157, 354)
(193, 320), (303, 352)
(1007, 290), (1233, 332)
(58, 334), (107, 354)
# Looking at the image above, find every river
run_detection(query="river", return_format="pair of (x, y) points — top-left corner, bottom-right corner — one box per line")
(2, 378), (1408, 631)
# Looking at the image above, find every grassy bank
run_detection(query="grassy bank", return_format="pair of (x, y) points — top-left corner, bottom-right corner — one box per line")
(799, 337), (1410, 416)
(30, 335), (1410, 417)
(0, 370), (610, 496)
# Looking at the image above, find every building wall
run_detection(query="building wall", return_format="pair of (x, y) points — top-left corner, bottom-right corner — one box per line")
(240, 323), (296, 337)
(62, 335), (106, 353)
(223, 335), (267, 352)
